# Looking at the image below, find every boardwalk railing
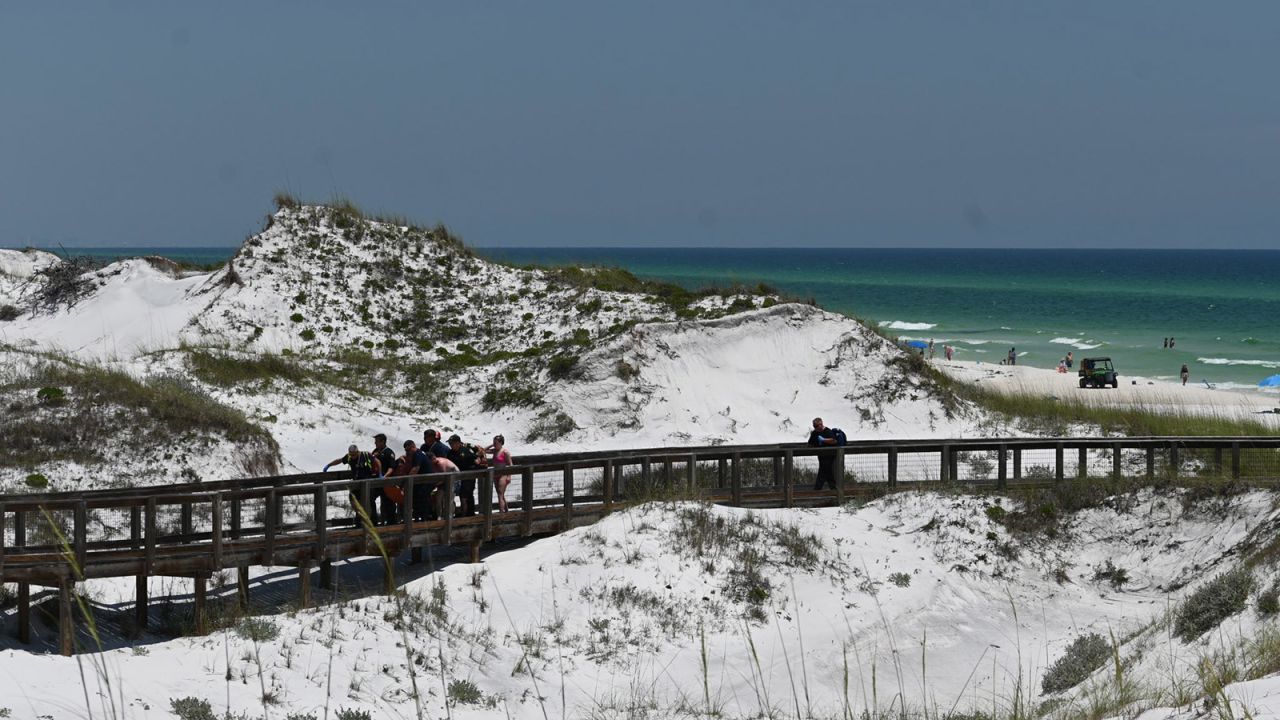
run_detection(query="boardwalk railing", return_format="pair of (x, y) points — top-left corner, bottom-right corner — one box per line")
(3, 435), (1279, 654)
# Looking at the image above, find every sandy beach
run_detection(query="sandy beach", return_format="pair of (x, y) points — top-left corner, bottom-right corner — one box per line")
(936, 359), (1280, 426)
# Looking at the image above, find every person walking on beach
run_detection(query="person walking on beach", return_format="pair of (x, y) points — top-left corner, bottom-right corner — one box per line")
(945, 345), (954, 361)
(928, 339), (935, 360)
(1181, 363), (1190, 386)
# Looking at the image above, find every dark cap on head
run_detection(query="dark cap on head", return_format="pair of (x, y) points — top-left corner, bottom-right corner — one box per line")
(424, 429), (438, 440)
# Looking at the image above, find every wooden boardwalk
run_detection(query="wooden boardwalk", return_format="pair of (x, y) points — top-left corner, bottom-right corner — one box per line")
(2, 435), (1279, 655)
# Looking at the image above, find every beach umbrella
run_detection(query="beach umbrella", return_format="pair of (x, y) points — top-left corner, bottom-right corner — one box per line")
(1260, 374), (1280, 388)
(906, 340), (928, 349)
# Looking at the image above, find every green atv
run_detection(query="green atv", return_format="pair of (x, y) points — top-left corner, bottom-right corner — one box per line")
(1078, 357), (1119, 389)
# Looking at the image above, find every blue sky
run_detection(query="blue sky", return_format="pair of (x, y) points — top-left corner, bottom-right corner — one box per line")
(2, 2), (1278, 248)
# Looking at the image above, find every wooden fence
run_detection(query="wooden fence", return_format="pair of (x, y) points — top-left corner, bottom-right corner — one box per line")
(2, 435), (1279, 655)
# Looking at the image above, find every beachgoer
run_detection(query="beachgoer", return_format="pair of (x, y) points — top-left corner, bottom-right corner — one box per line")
(1065, 351), (1073, 369)
(808, 417), (840, 491)
(323, 444), (383, 524)
(945, 345), (954, 361)
(423, 429), (450, 459)
(1163, 337), (1169, 349)
(928, 339), (935, 360)
(447, 434), (486, 517)
(1180, 363), (1190, 386)
(1170, 337), (1176, 350)
(1008, 347), (1017, 366)
(370, 433), (398, 524)
(1057, 360), (1067, 373)
(486, 434), (513, 512)
(428, 454), (462, 517)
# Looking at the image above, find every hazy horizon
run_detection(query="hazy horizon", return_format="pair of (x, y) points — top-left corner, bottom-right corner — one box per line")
(4, 3), (1278, 250)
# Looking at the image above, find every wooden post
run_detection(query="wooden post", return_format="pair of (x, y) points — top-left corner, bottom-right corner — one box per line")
(940, 445), (951, 483)
(1077, 446), (1088, 479)
(772, 456), (783, 490)
(264, 490), (277, 565)
(563, 466), (574, 531)
(730, 453), (743, 506)
(1013, 448), (1022, 481)
(1112, 442), (1123, 480)
(59, 578), (74, 656)
(145, 497), (157, 574)
(887, 446), (899, 488)
(641, 457), (652, 487)
(663, 458), (673, 492)
(783, 450), (795, 508)
(401, 477), (415, 558)
(469, 539), (482, 563)
(313, 487), (327, 565)
(1169, 443), (1180, 479)
(1055, 442), (1064, 483)
(360, 479), (372, 526)
(1214, 447), (1224, 476)
(686, 454), (697, 494)
(997, 445), (1007, 490)
(237, 566), (250, 610)
(1232, 442), (1242, 479)
(130, 504), (142, 549)
(17, 582), (30, 643)
(949, 448), (959, 483)
(212, 493), (224, 569)
(73, 500), (87, 573)
(180, 501), (193, 538)
(0, 503), (5, 579)
(319, 560), (333, 590)
(603, 461), (615, 513)
(521, 468), (534, 537)
(298, 562), (312, 609)
(134, 575), (148, 636)
(193, 576), (207, 635)
(230, 495), (242, 539)
(834, 448), (846, 505)
(1146, 447), (1155, 481)
(481, 469), (494, 540)
(717, 458), (728, 489)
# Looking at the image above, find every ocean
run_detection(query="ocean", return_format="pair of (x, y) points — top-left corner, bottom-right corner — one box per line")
(34, 246), (1280, 390)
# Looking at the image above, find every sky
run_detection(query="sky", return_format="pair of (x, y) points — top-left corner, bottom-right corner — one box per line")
(1, 2), (1278, 249)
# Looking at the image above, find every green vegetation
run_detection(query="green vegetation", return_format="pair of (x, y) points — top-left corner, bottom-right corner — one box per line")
(1175, 567), (1255, 641)
(0, 304), (18, 321)
(235, 617), (280, 642)
(0, 356), (278, 470)
(1042, 633), (1112, 693)
(169, 697), (216, 720)
(187, 349), (307, 387)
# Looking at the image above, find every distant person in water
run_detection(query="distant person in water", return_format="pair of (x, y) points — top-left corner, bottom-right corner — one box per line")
(945, 345), (954, 361)
(1170, 337), (1176, 350)
(1163, 337), (1169, 349)
(1181, 363), (1190, 386)
(1065, 351), (1073, 369)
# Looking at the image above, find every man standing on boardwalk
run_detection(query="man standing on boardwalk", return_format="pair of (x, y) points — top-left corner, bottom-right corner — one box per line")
(808, 418), (839, 490)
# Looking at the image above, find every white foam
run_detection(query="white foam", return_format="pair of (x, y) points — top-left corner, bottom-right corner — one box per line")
(879, 320), (936, 331)
(1198, 357), (1280, 369)
(1051, 337), (1103, 350)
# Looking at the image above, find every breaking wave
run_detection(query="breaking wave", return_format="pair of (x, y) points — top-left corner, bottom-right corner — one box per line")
(1198, 357), (1280, 369)
(880, 320), (937, 331)
(1050, 337), (1103, 350)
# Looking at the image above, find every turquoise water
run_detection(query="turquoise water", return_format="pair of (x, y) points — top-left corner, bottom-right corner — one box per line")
(481, 248), (1280, 390)
(30, 246), (1280, 389)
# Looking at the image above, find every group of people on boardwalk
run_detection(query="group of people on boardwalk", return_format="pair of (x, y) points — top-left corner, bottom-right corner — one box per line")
(323, 430), (513, 525)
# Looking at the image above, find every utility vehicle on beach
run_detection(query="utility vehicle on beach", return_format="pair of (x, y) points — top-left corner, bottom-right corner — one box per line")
(1079, 357), (1118, 388)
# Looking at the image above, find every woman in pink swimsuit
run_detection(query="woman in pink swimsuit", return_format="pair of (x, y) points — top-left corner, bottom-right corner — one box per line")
(487, 434), (513, 512)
